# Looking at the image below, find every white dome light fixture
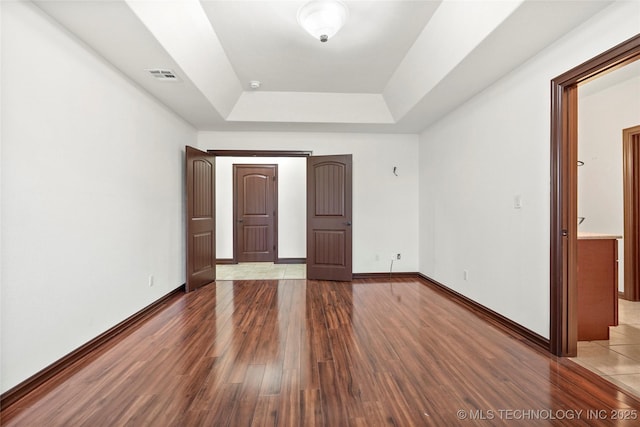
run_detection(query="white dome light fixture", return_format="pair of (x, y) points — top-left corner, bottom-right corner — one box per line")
(297, 0), (349, 43)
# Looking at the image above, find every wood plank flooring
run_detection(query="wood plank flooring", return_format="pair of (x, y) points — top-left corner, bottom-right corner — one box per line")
(3, 278), (640, 426)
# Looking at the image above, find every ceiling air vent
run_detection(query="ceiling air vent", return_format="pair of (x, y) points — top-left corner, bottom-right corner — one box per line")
(146, 69), (180, 82)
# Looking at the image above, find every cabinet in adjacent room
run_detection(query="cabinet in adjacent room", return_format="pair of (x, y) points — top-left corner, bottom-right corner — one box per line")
(577, 234), (620, 341)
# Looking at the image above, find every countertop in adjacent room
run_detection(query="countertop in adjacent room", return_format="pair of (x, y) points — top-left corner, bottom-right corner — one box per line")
(577, 232), (622, 240)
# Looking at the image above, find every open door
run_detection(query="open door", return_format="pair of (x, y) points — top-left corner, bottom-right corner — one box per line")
(186, 146), (216, 292)
(307, 154), (352, 281)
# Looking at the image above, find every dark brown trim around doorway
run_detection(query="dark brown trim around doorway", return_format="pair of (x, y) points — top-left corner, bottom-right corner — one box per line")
(208, 150), (312, 157)
(550, 34), (640, 357)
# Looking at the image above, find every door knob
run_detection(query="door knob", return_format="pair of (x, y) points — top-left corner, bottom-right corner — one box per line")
(238, 219), (244, 223)
(344, 221), (352, 226)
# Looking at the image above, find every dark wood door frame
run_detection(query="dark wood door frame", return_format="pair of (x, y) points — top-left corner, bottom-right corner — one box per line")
(233, 164), (278, 263)
(623, 125), (640, 301)
(208, 150), (312, 157)
(209, 150), (311, 266)
(550, 34), (640, 356)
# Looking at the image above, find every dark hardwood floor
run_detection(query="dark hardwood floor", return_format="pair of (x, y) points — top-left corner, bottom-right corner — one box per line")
(2, 278), (640, 426)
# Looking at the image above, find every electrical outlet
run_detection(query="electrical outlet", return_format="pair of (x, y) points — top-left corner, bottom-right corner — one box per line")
(463, 270), (468, 281)
(148, 275), (154, 287)
(396, 253), (401, 260)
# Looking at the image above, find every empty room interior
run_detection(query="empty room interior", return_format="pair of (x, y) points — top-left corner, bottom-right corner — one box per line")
(2, 0), (640, 425)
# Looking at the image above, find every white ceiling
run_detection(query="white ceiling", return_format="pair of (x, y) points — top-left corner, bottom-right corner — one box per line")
(34, 0), (615, 133)
(202, 1), (440, 93)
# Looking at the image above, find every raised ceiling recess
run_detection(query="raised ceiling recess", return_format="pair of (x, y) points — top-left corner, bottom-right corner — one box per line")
(34, 0), (614, 132)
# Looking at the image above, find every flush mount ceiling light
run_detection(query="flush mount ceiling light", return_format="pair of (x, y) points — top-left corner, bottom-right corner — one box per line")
(297, 0), (349, 43)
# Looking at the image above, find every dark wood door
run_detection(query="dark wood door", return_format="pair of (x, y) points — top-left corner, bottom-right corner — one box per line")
(307, 155), (352, 281)
(234, 165), (277, 262)
(186, 146), (216, 292)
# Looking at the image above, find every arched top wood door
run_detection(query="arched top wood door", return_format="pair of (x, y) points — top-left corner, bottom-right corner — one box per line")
(307, 155), (353, 281)
(186, 146), (216, 292)
(233, 164), (277, 263)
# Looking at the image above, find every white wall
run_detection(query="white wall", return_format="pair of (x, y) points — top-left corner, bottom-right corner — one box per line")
(0, 2), (196, 393)
(198, 132), (420, 274)
(215, 157), (306, 259)
(418, 0), (640, 338)
(3, 0), (635, 398)
(578, 74), (640, 291)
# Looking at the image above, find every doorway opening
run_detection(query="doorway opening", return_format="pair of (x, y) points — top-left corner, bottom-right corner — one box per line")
(214, 151), (309, 281)
(550, 34), (640, 357)
(203, 150), (353, 282)
(570, 63), (640, 396)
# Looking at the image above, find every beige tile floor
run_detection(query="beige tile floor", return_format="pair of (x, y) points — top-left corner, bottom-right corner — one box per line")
(216, 262), (306, 280)
(571, 298), (640, 397)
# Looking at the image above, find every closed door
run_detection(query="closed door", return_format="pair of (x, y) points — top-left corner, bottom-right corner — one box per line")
(234, 165), (277, 262)
(307, 155), (353, 281)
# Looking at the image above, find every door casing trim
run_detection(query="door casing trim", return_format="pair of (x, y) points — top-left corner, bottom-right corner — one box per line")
(623, 125), (640, 301)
